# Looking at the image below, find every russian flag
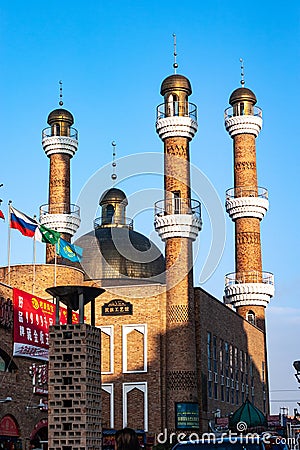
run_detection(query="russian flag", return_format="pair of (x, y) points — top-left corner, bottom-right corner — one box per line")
(10, 206), (38, 237)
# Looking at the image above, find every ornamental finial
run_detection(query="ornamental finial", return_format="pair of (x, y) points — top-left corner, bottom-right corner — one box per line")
(240, 58), (245, 87)
(111, 141), (117, 184)
(59, 80), (63, 106)
(173, 33), (178, 74)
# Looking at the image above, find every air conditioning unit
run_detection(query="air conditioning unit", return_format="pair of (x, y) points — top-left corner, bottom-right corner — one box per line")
(208, 370), (212, 381)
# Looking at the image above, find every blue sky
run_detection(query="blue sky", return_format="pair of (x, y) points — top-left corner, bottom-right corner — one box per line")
(0, 1), (299, 415)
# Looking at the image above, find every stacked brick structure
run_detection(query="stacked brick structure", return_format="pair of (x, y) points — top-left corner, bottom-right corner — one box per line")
(48, 324), (101, 450)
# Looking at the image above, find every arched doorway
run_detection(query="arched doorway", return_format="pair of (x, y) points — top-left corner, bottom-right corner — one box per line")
(0, 415), (22, 449)
(30, 419), (48, 450)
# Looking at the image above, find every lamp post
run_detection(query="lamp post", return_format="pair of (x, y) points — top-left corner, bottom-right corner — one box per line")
(0, 397), (13, 403)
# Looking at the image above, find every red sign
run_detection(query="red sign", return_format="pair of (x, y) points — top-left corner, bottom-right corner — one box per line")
(13, 288), (79, 361)
(0, 416), (19, 437)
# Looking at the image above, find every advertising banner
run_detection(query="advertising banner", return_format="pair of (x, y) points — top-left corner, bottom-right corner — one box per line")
(13, 288), (79, 361)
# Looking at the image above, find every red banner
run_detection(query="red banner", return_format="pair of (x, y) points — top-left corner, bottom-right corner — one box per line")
(13, 288), (79, 361)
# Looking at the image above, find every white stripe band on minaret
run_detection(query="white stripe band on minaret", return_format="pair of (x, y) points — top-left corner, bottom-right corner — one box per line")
(156, 116), (198, 140)
(42, 136), (78, 157)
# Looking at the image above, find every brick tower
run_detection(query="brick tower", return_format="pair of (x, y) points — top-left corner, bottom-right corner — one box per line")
(224, 77), (274, 331)
(154, 72), (202, 429)
(46, 285), (104, 450)
(40, 98), (80, 263)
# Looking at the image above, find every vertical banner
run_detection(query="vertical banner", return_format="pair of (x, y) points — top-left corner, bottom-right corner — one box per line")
(13, 288), (79, 361)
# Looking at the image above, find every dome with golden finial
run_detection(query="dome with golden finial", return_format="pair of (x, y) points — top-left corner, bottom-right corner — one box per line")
(229, 87), (257, 106)
(47, 108), (74, 126)
(160, 74), (192, 96)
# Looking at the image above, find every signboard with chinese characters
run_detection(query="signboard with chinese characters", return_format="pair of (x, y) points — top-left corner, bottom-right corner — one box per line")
(175, 402), (200, 429)
(13, 288), (79, 361)
(102, 299), (133, 316)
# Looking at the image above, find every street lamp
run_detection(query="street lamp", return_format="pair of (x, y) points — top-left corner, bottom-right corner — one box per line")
(0, 397), (13, 403)
(293, 361), (300, 383)
(26, 398), (48, 410)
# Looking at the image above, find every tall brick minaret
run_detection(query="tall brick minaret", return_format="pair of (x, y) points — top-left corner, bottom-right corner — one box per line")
(40, 89), (80, 264)
(154, 64), (202, 429)
(224, 68), (274, 331)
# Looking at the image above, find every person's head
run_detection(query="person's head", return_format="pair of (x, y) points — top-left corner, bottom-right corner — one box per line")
(30, 438), (41, 449)
(115, 428), (140, 450)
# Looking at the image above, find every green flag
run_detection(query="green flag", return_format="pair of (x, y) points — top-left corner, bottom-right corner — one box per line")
(35, 224), (60, 245)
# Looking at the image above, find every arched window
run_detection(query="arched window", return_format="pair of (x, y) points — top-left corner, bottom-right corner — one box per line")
(167, 94), (179, 117)
(0, 349), (18, 372)
(106, 204), (115, 224)
(246, 310), (256, 325)
(54, 123), (60, 136)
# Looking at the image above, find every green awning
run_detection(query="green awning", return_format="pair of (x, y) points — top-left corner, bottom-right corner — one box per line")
(229, 398), (267, 430)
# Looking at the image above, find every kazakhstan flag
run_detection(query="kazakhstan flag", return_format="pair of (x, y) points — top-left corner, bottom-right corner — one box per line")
(56, 237), (83, 262)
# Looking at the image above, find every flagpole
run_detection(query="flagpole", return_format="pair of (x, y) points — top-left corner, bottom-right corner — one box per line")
(32, 215), (37, 294)
(7, 200), (12, 285)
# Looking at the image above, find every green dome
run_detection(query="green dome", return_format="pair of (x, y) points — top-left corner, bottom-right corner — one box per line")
(229, 399), (267, 430)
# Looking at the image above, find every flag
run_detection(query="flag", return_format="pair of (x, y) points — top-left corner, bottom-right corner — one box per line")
(56, 237), (83, 262)
(10, 206), (38, 237)
(35, 224), (60, 245)
(0, 210), (4, 220)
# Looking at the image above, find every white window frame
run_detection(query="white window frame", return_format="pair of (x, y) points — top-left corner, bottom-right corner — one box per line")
(99, 326), (114, 374)
(102, 383), (114, 428)
(123, 382), (148, 431)
(122, 324), (147, 373)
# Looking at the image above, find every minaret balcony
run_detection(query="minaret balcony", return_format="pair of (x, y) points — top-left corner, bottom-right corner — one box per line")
(224, 106), (262, 137)
(93, 216), (134, 230)
(156, 102), (198, 140)
(154, 198), (202, 241)
(226, 187), (269, 220)
(39, 203), (81, 236)
(42, 127), (78, 157)
(224, 271), (275, 308)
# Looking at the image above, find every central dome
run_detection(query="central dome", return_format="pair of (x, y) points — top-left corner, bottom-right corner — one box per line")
(74, 187), (165, 283)
(75, 227), (165, 282)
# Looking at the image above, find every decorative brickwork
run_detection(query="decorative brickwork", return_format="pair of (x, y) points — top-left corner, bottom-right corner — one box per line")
(167, 370), (197, 390)
(168, 304), (193, 323)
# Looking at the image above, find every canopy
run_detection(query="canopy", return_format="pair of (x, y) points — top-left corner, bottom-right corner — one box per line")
(229, 398), (267, 430)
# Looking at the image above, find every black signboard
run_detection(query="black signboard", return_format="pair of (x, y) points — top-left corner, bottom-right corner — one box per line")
(175, 402), (200, 429)
(102, 299), (133, 316)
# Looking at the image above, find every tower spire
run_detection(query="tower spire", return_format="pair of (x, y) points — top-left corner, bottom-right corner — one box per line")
(172, 33), (178, 74)
(111, 141), (117, 184)
(240, 58), (245, 87)
(59, 80), (63, 106)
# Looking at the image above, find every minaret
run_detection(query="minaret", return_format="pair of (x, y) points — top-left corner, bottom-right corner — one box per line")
(40, 82), (80, 263)
(224, 61), (274, 331)
(154, 38), (202, 430)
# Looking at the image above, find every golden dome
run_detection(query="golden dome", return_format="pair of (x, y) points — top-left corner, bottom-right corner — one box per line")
(74, 227), (165, 282)
(47, 108), (74, 126)
(229, 87), (257, 106)
(160, 74), (192, 96)
(99, 188), (128, 206)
